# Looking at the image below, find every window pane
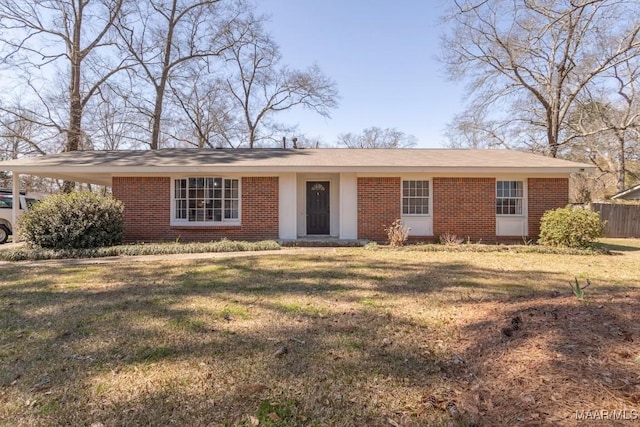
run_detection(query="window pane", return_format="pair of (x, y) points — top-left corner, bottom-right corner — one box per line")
(0, 196), (13, 209)
(515, 182), (523, 197)
(175, 200), (186, 219)
(174, 183), (179, 199)
(401, 180), (429, 215)
(496, 181), (524, 216)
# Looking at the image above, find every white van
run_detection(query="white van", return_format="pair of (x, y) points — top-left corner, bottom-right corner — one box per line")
(0, 190), (41, 243)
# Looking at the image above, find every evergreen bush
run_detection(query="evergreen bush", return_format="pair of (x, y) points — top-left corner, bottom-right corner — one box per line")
(538, 206), (604, 248)
(19, 191), (124, 249)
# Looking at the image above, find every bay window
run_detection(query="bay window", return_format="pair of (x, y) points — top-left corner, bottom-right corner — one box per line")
(174, 177), (239, 224)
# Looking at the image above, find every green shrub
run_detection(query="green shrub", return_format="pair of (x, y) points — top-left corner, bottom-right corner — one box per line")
(538, 206), (604, 248)
(0, 239), (281, 261)
(19, 191), (124, 249)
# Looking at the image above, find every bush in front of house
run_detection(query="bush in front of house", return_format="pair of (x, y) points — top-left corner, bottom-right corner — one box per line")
(19, 191), (124, 249)
(385, 219), (410, 247)
(538, 206), (604, 248)
(0, 239), (281, 261)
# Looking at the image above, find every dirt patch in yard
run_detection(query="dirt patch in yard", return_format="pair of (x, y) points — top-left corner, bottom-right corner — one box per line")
(446, 291), (640, 426)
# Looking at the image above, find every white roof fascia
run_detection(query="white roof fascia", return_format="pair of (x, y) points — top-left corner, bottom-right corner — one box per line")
(9, 165), (592, 175)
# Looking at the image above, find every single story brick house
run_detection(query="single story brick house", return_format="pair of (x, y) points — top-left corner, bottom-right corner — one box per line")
(0, 148), (594, 243)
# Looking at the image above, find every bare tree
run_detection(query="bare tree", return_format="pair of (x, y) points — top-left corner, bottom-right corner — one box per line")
(445, 110), (508, 149)
(115, 0), (240, 150)
(85, 85), (146, 150)
(441, 0), (640, 157)
(568, 61), (640, 193)
(168, 71), (242, 148)
(218, 15), (338, 148)
(0, 0), (128, 191)
(0, 108), (49, 159)
(0, 0), (126, 151)
(337, 127), (417, 149)
(0, 107), (62, 191)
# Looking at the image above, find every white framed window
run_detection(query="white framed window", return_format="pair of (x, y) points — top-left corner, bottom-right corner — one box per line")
(496, 180), (524, 215)
(173, 177), (240, 224)
(402, 180), (430, 215)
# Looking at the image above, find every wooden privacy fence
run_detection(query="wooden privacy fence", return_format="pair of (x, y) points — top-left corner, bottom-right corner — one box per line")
(590, 203), (640, 238)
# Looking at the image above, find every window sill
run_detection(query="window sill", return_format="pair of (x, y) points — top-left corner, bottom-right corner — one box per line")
(170, 222), (241, 229)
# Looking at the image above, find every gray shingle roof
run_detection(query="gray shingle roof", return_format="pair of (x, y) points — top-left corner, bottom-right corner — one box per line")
(0, 148), (594, 186)
(1, 148), (592, 168)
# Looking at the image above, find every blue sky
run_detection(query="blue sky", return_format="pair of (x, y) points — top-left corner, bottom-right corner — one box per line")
(255, 0), (464, 148)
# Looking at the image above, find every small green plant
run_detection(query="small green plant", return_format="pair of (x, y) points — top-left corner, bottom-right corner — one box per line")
(135, 345), (174, 363)
(569, 277), (591, 301)
(538, 206), (604, 248)
(359, 296), (382, 307)
(255, 400), (296, 426)
(18, 191), (124, 249)
(385, 219), (410, 247)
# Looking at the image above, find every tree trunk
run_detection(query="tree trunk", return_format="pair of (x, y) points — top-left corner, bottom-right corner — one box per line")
(63, 5), (84, 193)
(547, 113), (559, 158)
(616, 133), (626, 192)
(149, 0), (178, 150)
(150, 86), (164, 150)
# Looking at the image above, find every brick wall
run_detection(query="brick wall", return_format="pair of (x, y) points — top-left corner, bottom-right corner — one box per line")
(357, 177), (400, 241)
(112, 176), (279, 242)
(433, 177), (496, 241)
(111, 175), (569, 243)
(528, 178), (569, 238)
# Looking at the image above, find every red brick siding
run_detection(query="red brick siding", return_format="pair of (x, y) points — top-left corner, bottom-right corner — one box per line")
(528, 178), (569, 238)
(357, 177), (401, 241)
(112, 176), (279, 242)
(112, 177), (171, 242)
(433, 177), (496, 241)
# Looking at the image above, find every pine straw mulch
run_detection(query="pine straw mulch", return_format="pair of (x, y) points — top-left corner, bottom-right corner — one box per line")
(445, 290), (640, 426)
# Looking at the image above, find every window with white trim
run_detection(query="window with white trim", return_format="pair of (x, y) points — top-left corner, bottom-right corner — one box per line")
(402, 180), (430, 215)
(496, 181), (523, 215)
(174, 177), (239, 223)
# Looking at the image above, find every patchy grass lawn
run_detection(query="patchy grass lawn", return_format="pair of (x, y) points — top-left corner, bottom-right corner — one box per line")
(0, 239), (639, 426)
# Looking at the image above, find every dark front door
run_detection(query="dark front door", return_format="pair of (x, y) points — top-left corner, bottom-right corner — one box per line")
(306, 181), (330, 235)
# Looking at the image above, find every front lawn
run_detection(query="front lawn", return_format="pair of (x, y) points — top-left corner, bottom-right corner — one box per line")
(1, 239), (639, 426)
